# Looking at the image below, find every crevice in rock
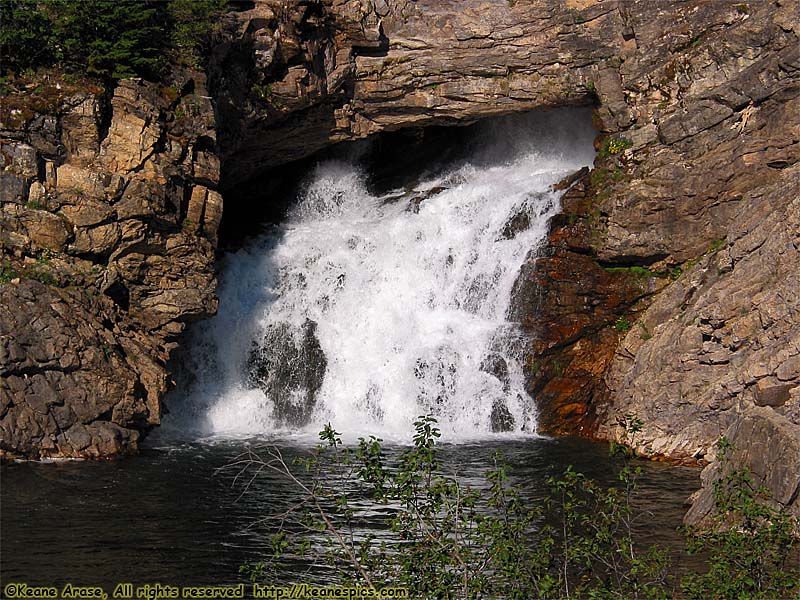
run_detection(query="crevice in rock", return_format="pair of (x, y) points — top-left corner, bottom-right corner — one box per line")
(352, 23), (389, 57)
(97, 87), (114, 146)
(103, 280), (130, 311)
(228, 0), (255, 11)
(595, 255), (671, 269)
(5, 362), (81, 378)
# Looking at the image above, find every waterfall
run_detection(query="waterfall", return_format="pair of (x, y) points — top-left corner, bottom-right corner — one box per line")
(166, 108), (596, 442)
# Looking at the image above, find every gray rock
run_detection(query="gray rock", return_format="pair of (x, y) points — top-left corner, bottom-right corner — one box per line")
(0, 281), (148, 459)
(685, 406), (800, 527)
(247, 320), (327, 427)
(490, 399), (515, 433)
(1, 76), (221, 459)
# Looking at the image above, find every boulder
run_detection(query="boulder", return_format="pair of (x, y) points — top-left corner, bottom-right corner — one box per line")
(685, 406), (800, 527)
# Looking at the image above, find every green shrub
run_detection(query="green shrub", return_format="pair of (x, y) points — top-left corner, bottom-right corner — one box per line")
(0, 262), (20, 283)
(36, 247), (56, 264)
(615, 317), (632, 332)
(252, 83), (272, 101)
(604, 265), (657, 278)
(236, 417), (671, 599)
(235, 419), (799, 599)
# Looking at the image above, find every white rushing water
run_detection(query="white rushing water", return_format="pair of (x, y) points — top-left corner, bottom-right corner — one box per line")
(167, 108), (596, 442)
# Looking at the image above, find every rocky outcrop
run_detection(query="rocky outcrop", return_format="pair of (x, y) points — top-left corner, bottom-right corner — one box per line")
(1, 75), (221, 458)
(247, 319), (328, 426)
(597, 168), (800, 459)
(511, 172), (673, 436)
(211, 0), (609, 186)
(509, 0), (798, 516)
(685, 406), (800, 526)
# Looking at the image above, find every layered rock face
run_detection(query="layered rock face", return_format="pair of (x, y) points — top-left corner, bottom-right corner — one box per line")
(211, 0), (603, 185)
(2, 0), (798, 526)
(1, 77), (221, 458)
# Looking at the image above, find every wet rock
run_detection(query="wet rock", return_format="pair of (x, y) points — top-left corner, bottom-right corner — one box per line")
(480, 354), (510, 393)
(499, 210), (530, 241)
(247, 320), (327, 426)
(406, 186), (446, 214)
(490, 399), (515, 433)
(552, 167), (589, 192)
(414, 347), (460, 412)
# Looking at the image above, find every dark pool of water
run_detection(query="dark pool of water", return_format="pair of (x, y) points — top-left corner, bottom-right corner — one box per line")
(1, 435), (700, 590)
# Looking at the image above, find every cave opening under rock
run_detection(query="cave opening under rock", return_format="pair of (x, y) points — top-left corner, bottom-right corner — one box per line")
(216, 104), (599, 250)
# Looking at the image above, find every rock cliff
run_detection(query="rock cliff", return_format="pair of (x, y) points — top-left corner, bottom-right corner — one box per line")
(1, 75), (220, 458)
(1, 0), (798, 519)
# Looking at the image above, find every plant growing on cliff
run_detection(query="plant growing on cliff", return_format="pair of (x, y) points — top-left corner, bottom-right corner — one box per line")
(599, 137), (632, 158)
(168, 0), (226, 68)
(0, 262), (20, 284)
(681, 437), (800, 600)
(614, 317), (632, 332)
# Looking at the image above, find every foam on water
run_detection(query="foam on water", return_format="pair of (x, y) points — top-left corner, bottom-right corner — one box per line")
(166, 109), (596, 442)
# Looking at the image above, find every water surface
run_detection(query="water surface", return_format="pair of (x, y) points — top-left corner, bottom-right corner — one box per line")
(2, 436), (699, 589)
